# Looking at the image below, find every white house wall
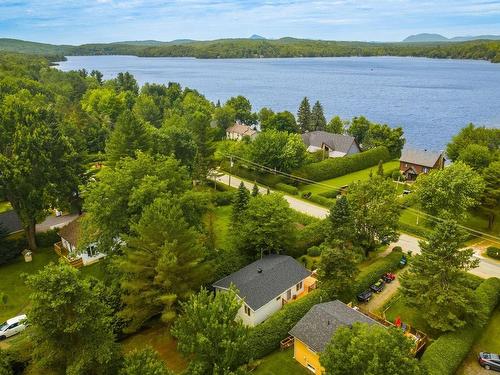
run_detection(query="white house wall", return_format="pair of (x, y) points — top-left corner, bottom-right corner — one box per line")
(217, 279), (306, 327)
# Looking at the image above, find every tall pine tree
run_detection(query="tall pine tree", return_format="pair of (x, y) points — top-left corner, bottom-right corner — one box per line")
(105, 110), (151, 166)
(328, 195), (354, 246)
(116, 197), (210, 332)
(311, 100), (327, 131)
(297, 97), (312, 133)
(232, 182), (250, 224)
(400, 220), (479, 332)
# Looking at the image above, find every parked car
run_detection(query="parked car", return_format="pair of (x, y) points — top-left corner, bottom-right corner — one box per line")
(357, 290), (373, 303)
(370, 279), (385, 293)
(0, 314), (27, 340)
(399, 255), (407, 267)
(479, 352), (500, 371)
(382, 272), (396, 283)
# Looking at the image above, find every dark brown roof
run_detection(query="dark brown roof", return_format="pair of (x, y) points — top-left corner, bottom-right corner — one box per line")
(58, 217), (81, 248)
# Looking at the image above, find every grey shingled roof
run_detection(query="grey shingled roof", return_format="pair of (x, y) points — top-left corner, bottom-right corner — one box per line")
(301, 131), (358, 154)
(212, 255), (311, 311)
(400, 148), (443, 168)
(289, 300), (380, 353)
(0, 210), (23, 234)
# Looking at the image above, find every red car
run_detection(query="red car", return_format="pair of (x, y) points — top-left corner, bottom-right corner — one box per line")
(382, 272), (396, 283)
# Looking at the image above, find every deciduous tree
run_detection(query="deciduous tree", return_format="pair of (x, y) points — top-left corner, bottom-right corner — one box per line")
(172, 287), (248, 375)
(26, 262), (119, 374)
(320, 323), (425, 375)
(226, 95), (256, 125)
(326, 116), (344, 134)
(119, 348), (172, 375)
(318, 246), (358, 298)
(446, 123), (500, 161)
(0, 90), (80, 250)
(482, 161), (500, 229)
(400, 220), (479, 332)
(414, 161), (485, 220)
(235, 193), (294, 258)
(458, 143), (495, 171)
(363, 123), (405, 158)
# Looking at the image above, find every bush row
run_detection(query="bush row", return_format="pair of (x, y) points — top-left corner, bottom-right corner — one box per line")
(421, 277), (500, 375)
(487, 246), (500, 260)
(220, 161), (284, 187)
(244, 289), (326, 361)
(293, 146), (391, 182)
(318, 189), (340, 199)
(300, 192), (335, 207)
(353, 248), (404, 296)
(275, 183), (299, 195)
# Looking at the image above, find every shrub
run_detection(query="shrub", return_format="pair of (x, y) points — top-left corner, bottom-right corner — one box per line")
(215, 181), (236, 192)
(213, 191), (235, 206)
(35, 229), (60, 248)
(293, 146), (391, 182)
(275, 183), (299, 195)
(392, 246), (402, 252)
(302, 193), (335, 207)
(353, 248), (403, 296)
(0, 235), (28, 266)
(307, 246), (322, 257)
(244, 289), (326, 361)
(318, 189), (340, 199)
(486, 246), (500, 260)
(421, 277), (500, 375)
(290, 219), (328, 258)
(391, 170), (403, 181)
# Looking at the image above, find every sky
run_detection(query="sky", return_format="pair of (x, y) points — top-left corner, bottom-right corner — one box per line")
(1, 0), (499, 44)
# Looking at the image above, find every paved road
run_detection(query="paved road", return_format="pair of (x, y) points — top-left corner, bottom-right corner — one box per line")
(36, 213), (79, 232)
(214, 172), (499, 279)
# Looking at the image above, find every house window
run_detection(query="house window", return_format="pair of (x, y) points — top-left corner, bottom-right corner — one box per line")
(405, 163), (408, 167)
(296, 281), (303, 291)
(423, 167), (429, 173)
(244, 305), (251, 316)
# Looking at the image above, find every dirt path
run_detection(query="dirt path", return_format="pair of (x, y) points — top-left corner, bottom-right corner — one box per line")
(364, 270), (405, 314)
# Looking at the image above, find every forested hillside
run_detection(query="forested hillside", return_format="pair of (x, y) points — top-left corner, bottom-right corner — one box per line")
(1, 37), (500, 63)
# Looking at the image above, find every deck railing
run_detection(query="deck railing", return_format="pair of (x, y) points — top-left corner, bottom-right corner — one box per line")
(53, 242), (84, 268)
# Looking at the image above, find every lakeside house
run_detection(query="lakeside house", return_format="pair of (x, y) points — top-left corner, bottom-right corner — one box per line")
(212, 254), (316, 326)
(226, 122), (258, 141)
(54, 216), (105, 268)
(301, 131), (361, 158)
(289, 300), (380, 374)
(399, 148), (445, 181)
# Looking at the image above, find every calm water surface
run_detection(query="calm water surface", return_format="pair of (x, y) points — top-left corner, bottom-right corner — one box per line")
(57, 56), (500, 150)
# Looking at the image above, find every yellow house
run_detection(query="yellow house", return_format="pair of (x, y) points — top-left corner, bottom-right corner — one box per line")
(289, 300), (381, 374)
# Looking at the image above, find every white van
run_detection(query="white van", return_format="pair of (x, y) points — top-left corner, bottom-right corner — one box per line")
(0, 314), (27, 340)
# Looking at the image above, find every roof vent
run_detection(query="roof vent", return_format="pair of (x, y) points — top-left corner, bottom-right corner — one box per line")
(257, 267), (263, 273)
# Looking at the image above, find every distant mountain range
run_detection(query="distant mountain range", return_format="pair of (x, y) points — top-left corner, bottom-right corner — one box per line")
(403, 33), (500, 43)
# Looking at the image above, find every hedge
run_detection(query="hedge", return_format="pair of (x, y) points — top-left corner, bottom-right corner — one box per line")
(0, 236), (27, 265)
(353, 248), (404, 296)
(487, 246), (500, 260)
(244, 289), (327, 361)
(36, 229), (60, 248)
(275, 183), (299, 195)
(421, 277), (500, 375)
(301, 192), (335, 207)
(289, 219), (328, 258)
(318, 189), (340, 199)
(293, 146), (391, 182)
(220, 161), (284, 187)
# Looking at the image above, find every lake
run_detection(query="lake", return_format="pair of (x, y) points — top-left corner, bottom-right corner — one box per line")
(56, 55), (500, 150)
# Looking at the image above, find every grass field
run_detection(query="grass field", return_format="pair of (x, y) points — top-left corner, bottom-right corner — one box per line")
(298, 160), (400, 194)
(121, 323), (187, 374)
(253, 349), (308, 375)
(210, 205), (232, 250)
(0, 248), (106, 322)
(0, 201), (12, 213)
(456, 307), (500, 375)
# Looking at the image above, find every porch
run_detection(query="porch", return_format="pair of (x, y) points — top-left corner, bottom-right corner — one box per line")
(282, 275), (318, 306)
(53, 241), (84, 268)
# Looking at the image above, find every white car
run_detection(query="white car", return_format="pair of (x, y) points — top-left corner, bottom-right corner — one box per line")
(0, 314), (27, 340)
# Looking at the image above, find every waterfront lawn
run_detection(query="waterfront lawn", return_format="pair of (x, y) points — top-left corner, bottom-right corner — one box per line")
(253, 349), (309, 375)
(298, 160), (400, 195)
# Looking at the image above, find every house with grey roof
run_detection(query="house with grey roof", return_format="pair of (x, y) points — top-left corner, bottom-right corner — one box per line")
(399, 148), (445, 181)
(212, 254), (315, 326)
(301, 131), (360, 158)
(289, 300), (381, 373)
(0, 210), (23, 235)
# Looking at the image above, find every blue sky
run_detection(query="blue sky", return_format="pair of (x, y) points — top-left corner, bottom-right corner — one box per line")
(1, 0), (499, 44)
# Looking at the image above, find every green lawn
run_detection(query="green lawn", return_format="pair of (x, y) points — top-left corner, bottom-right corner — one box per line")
(298, 160), (400, 194)
(457, 307), (500, 374)
(0, 201), (12, 213)
(121, 322), (187, 374)
(253, 349), (308, 375)
(210, 205), (232, 250)
(0, 247), (106, 322)
(383, 294), (439, 339)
